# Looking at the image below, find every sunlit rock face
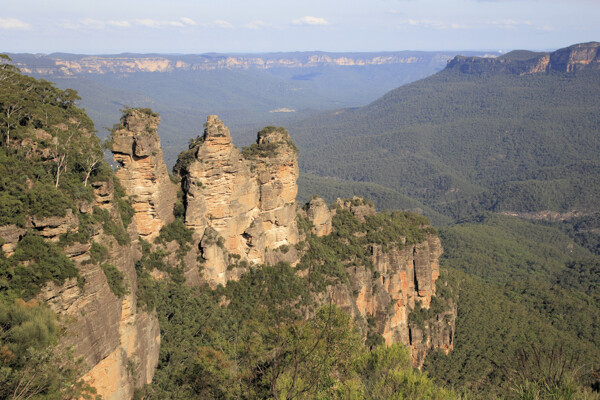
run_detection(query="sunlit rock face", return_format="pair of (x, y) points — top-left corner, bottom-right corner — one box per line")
(111, 109), (177, 241)
(176, 116), (299, 287)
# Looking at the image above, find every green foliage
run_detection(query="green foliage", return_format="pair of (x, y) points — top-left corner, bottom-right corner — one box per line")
(290, 68), (600, 221)
(113, 177), (135, 228)
(500, 345), (600, 400)
(296, 205), (435, 292)
(156, 218), (194, 257)
(102, 219), (130, 246)
(1, 234), (80, 300)
(0, 55), (108, 227)
(356, 344), (458, 399)
(100, 263), (128, 298)
(423, 214), (600, 398)
(241, 126), (298, 159)
(27, 183), (71, 219)
(0, 299), (99, 400)
(122, 107), (159, 119)
(143, 256), (455, 399)
(439, 213), (589, 283)
(86, 242), (109, 266)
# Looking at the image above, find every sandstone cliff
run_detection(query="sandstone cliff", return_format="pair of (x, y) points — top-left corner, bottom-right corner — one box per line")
(172, 116), (299, 286)
(304, 197), (456, 367)
(446, 41), (600, 75)
(0, 176), (162, 400)
(111, 109), (178, 240)
(12, 52), (461, 76)
(0, 106), (453, 399)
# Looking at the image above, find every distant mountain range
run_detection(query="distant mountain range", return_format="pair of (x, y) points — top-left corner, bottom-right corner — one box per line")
(8, 50), (496, 75)
(5, 50), (492, 165)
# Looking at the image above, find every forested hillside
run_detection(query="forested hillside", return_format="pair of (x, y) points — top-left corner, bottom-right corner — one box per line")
(9, 50), (490, 166)
(425, 214), (600, 398)
(0, 58), (462, 399)
(290, 43), (600, 220)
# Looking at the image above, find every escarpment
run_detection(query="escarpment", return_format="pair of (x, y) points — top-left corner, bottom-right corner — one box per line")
(1, 90), (453, 399)
(303, 197), (456, 367)
(447, 41), (600, 75)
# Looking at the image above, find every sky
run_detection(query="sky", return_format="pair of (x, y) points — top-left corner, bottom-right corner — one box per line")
(0, 0), (598, 54)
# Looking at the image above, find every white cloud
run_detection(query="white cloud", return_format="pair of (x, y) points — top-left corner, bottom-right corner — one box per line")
(292, 16), (330, 26)
(135, 18), (191, 28)
(539, 25), (555, 31)
(180, 17), (196, 26)
(245, 20), (268, 29)
(0, 17), (30, 30)
(80, 18), (105, 29)
(213, 19), (234, 29)
(107, 20), (131, 28)
(488, 19), (532, 29)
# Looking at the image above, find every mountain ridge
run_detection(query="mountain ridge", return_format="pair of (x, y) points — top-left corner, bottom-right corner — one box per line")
(9, 50), (495, 76)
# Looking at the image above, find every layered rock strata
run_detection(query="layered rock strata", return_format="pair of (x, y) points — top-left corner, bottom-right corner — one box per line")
(308, 197), (455, 367)
(447, 41), (600, 75)
(111, 109), (177, 240)
(15, 177), (161, 400)
(175, 116), (299, 286)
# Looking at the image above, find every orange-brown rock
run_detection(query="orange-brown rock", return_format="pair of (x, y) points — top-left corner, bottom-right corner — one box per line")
(305, 196), (333, 237)
(31, 178), (160, 400)
(447, 41), (600, 75)
(0, 224), (25, 256)
(111, 109), (177, 240)
(176, 117), (299, 286)
(323, 201), (454, 368)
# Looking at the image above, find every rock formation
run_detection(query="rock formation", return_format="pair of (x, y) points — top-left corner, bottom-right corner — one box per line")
(305, 196), (334, 237)
(24, 177), (161, 400)
(0, 107), (453, 400)
(446, 41), (600, 75)
(306, 197), (455, 367)
(174, 116), (299, 286)
(111, 109), (177, 240)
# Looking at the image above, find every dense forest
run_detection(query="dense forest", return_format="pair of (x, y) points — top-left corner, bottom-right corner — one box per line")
(289, 62), (600, 220)
(2, 44), (600, 400)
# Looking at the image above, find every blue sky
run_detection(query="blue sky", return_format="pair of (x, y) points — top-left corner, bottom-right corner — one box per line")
(1, 0), (598, 54)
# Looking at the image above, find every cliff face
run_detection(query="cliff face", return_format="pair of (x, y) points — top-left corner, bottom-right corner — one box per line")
(446, 41), (600, 75)
(12, 52), (460, 76)
(24, 178), (160, 400)
(305, 198), (456, 367)
(111, 109), (178, 240)
(174, 116), (299, 286)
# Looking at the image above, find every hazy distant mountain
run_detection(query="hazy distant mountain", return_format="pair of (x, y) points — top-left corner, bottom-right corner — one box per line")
(8, 50), (492, 164)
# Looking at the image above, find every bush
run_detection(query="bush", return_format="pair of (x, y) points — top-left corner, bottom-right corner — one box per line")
(100, 264), (128, 298)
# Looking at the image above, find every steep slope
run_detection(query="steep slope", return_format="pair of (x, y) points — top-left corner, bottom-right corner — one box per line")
(1, 57), (456, 398)
(0, 61), (159, 399)
(423, 214), (600, 397)
(289, 41), (600, 221)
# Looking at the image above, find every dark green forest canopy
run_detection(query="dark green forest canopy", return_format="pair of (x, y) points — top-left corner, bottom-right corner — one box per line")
(289, 67), (600, 220)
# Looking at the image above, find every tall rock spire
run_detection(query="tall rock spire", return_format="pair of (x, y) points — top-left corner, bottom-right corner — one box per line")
(111, 108), (178, 240)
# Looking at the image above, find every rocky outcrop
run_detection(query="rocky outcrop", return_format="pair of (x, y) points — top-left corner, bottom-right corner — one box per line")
(111, 109), (177, 240)
(305, 197), (334, 237)
(549, 42), (600, 72)
(12, 52), (465, 76)
(323, 200), (455, 367)
(175, 116), (299, 287)
(446, 41), (600, 75)
(27, 179), (161, 400)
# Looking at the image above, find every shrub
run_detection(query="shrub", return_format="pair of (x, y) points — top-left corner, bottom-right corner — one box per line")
(100, 264), (128, 298)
